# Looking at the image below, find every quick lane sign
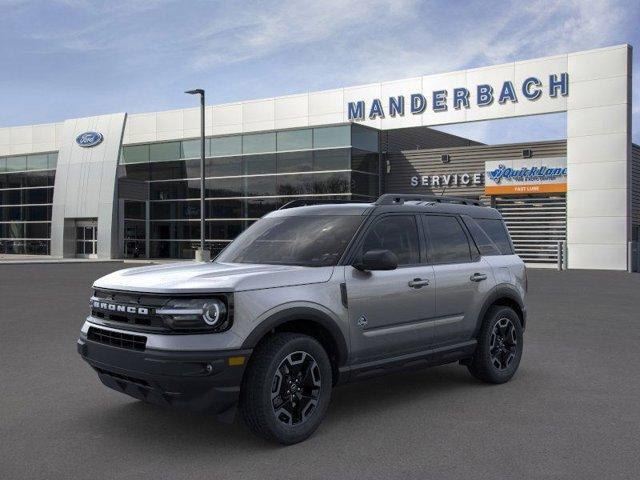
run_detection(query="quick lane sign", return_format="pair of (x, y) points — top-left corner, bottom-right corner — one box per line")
(348, 73), (569, 121)
(485, 157), (567, 195)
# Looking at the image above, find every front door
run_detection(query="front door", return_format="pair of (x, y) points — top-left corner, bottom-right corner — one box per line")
(346, 214), (436, 364)
(76, 220), (98, 258)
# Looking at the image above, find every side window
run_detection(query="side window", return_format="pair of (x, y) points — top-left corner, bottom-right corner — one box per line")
(423, 215), (472, 264)
(361, 215), (420, 266)
(475, 218), (513, 255)
(462, 216), (501, 256)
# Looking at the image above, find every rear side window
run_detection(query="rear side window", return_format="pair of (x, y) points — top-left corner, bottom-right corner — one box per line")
(475, 218), (513, 255)
(361, 215), (420, 265)
(462, 216), (501, 256)
(422, 215), (472, 264)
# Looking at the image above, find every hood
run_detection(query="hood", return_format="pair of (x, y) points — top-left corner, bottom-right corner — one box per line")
(93, 261), (334, 294)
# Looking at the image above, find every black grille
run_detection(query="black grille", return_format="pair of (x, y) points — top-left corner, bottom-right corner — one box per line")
(88, 326), (147, 351)
(91, 290), (167, 330)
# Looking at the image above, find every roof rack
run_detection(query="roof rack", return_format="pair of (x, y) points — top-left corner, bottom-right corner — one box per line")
(374, 194), (483, 207)
(278, 199), (369, 210)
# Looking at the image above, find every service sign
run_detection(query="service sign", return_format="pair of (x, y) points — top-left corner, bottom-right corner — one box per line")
(485, 157), (567, 195)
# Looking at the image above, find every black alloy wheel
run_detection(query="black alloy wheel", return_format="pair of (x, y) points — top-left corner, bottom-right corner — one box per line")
(271, 351), (322, 426)
(240, 332), (332, 445)
(489, 317), (518, 371)
(467, 305), (523, 384)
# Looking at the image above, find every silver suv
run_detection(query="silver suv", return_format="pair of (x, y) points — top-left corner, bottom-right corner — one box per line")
(78, 194), (527, 444)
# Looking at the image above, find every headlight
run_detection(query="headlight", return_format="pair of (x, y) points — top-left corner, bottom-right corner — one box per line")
(157, 298), (230, 332)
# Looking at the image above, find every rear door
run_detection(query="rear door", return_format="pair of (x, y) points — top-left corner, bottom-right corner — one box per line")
(422, 214), (494, 346)
(345, 214), (436, 364)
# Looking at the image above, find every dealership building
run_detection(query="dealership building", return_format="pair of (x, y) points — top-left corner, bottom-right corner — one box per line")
(0, 44), (637, 270)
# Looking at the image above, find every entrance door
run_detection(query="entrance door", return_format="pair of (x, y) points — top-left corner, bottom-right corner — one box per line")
(76, 220), (98, 258)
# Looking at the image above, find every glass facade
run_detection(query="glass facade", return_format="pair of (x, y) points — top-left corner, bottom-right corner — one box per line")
(0, 152), (57, 254)
(119, 124), (380, 259)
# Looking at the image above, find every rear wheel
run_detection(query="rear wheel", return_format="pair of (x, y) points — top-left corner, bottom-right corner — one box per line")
(467, 306), (523, 384)
(240, 332), (332, 445)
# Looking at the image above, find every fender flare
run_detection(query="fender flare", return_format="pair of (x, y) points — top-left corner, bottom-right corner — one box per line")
(475, 284), (527, 335)
(241, 306), (349, 367)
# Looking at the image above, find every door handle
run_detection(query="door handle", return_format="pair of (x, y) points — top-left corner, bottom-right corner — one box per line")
(408, 278), (430, 288)
(470, 273), (487, 282)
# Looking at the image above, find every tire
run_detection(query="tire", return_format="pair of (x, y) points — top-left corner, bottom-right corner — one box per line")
(467, 306), (523, 384)
(240, 332), (333, 445)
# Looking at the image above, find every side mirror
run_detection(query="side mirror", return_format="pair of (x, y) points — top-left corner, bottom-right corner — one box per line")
(355, 249), (398, 271)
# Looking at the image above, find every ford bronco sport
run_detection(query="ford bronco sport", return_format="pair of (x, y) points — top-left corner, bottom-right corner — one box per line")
(78, 194), (527, 444)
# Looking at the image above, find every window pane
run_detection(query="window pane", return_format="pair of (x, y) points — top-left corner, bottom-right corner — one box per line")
(150, 142), (181, 162)
(207, 199), (244, 218)
(312, 172), (350, 194)
(351, 125), (379, 152)
(206, 156), (242, 177)
(150, 200), (200, 219)
(124, 201), (146, 219)
(475, 218), (513, 255)
(6, 156), (27, 172)
(277, 151), (313, 173)
(361, 215), (420, 265)
(277, 129), (312, 151)
(0, 158), (6, 173)
(149, 161), (186, 181)
(181, 139), (201, 159)
(25, 223), (50, 239)
(27, 154), (49, 170)
(351, 150), (379, 173)
(244, 154), (276, 175)
(150, 180), (200, 200)
(205, 177), (244, 197)
(313, 126), (350, 149)
(245, 175), (277, 196)
(122, 145), (149, 164)
(243, 133), (276, 154)
(119, 163), (150, 181)
(423, 215), (472, 264)
(211, 136), (242, 157)
(351, 172), (378, 197)
(48, 153), (58, 169)
(276, 174), (314, 196)
(313, 149), (350, 171)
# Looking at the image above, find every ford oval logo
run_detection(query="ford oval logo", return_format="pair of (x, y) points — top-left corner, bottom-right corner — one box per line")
(76, 131), (103, 148)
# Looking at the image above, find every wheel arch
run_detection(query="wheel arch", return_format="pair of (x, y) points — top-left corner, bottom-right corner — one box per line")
(241, 307), (349, 384)
(475, 285), (526, 335)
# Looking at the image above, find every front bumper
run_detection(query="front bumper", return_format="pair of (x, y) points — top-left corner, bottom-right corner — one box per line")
(77, 333), (251, 416)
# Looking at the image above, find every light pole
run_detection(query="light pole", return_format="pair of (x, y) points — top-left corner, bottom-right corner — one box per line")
(185, 88), (209, 261)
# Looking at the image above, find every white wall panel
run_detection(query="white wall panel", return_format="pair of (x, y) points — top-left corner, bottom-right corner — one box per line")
(567, 244), (628, 270)
(568, 46), (629, 82)
(567, 217), (627, 244)
(567, 161), (626, 191)
(567, 76), (628, 110)
(567, 188), (627, 218)
(567, 103), (628, 138)
(567, 132), (628, 164)
(308, 89), (343, 116)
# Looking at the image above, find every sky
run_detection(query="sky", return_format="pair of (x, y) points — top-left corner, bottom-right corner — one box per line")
(0, 0), (638, 144)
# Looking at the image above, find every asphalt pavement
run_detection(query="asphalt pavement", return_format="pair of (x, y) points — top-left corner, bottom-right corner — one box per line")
(1, 263), (639, 480)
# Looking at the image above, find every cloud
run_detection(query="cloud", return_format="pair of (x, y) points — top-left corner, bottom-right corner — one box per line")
(1, 0), (638, 141)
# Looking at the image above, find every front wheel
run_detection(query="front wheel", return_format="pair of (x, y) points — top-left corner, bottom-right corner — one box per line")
(240, 332), (332, 445)
(467, 306), (523, 384)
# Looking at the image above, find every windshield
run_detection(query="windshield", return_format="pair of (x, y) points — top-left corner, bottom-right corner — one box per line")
(216, 215), (363, 267)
